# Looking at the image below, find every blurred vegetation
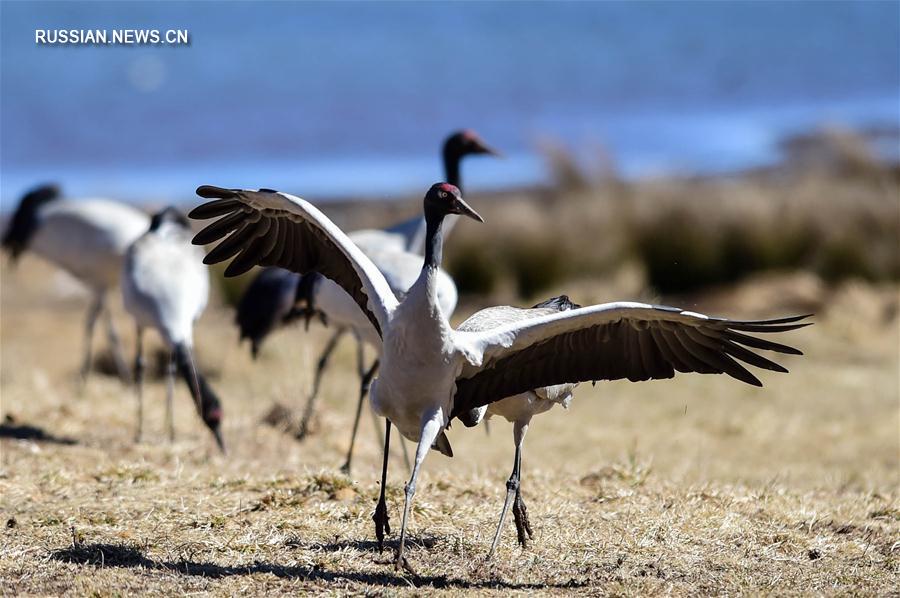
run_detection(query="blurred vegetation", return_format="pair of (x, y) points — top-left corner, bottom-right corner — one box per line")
(447, 127), (899, 301)
(208, 127), (899, 307)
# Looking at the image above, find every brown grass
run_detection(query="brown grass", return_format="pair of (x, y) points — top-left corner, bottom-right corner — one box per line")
(1, 252), (898, 595)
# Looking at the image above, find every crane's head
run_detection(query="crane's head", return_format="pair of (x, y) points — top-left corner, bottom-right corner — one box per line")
(424, 183), (484, 223)
(444, 129), (501, 159)
(203, 402), (226, 454)
(148, 206), (190, 233)
(2, 184), (62, 262)
(193, 378), (225, 454)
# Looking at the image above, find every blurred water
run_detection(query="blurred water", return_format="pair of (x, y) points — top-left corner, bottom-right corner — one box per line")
(1, 1), (898, 206)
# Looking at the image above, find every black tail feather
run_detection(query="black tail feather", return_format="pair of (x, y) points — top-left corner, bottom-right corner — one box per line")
(458, 407), (484, 428)
(532, 295), (582, 311)
(2, 184), (61, 260)
(235, 268), (300, 358)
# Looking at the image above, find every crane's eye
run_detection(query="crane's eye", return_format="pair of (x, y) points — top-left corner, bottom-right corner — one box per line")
(439, 191), (447, 198)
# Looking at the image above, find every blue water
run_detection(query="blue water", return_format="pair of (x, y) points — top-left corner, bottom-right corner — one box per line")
(2, 1), (898, 206)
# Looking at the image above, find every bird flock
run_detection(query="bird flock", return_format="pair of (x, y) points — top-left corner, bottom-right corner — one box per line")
(2, 130), (810, 572)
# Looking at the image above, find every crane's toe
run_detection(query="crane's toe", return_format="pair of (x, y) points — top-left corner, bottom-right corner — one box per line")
(394, 552), (416, 575)
(373, 500), (391, 552)
(513, 492), (534, 547)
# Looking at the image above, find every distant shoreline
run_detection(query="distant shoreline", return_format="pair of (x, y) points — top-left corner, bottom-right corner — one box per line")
(2, 124), (897, 214)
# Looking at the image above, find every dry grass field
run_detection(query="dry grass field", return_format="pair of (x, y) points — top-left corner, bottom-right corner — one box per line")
(1, 249), (897, 595)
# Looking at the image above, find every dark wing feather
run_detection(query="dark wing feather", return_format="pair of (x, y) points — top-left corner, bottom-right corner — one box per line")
(188, 198), (244, 219)
(451, 306), (810, 419)
(722, 329), (803, 355)
(193, 209), (249, 246)
(190, 186), (396, 336)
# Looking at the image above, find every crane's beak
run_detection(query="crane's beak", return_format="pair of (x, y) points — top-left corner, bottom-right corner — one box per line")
(213, 428), (227, 454)
(453, 197), (484, 223)
(474, 139), (502, 157)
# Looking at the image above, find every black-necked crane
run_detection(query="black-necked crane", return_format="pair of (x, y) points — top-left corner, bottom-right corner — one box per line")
(122, 207), (225, 452)
(456, 294), (582, 557)
(190, 182), (809, 571)
(2, 184), (150, 385)
(232, 130), (497, 473)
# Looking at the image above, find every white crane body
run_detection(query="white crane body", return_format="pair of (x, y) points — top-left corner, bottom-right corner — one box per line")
(31, 199), (150, 291)
(122, 221), (209, 347)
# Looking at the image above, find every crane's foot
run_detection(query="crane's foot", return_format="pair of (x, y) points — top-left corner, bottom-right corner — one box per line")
(373, 499), (391, 553)
(394, 550), (416, 575)
(339, 460), (351, 476)
(512, 491), (533, 548)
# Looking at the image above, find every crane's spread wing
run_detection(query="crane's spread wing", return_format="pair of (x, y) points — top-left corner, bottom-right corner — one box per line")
(450, 302), (811, 418)
(190, 186), (398, 337)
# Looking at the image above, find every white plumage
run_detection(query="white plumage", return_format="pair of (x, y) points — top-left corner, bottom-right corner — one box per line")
(32, 199), (151, 291)
(306, 241), (458, 349)
(122, 217), (209, 347)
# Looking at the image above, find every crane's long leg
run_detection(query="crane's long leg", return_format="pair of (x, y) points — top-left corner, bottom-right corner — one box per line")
(103, 305), (131, 383)
(511, 420), (534, 547)
(78, 294), (105, 387)
(296, 329), (345, 440)
(165, 352), (176, 442)
(394, 410), (443, 573)
(341, 359), (379, 475)
(373, 418), (392, 552)
(487, 424), (524, 559)
(133, 327), (145, 443)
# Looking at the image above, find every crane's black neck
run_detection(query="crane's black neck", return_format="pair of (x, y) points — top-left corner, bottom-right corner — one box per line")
(423, 205), (446, 269)
(443, 150), (462, 194)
